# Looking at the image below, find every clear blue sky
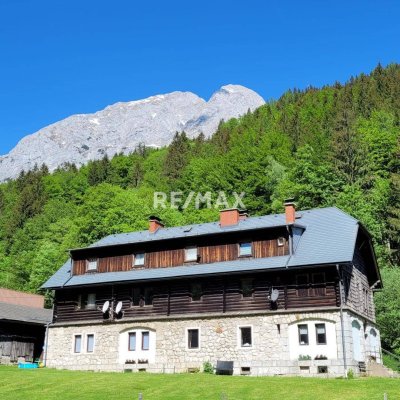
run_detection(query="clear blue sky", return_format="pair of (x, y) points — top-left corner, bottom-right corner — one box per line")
(0, 0), (399, 155)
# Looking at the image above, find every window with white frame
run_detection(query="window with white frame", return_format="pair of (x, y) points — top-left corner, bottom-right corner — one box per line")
(315, 323), (327, 345)
(187, 329), (199, 349)
(277, 237), (285, 247)
(142, 331), (150, 350)
(87, 334), (94, 352)
(240, 327), (252, 347)
(298, 324), (309, 345)
(184, 246), (198, 262)
(128, 332), (136, 351)
(134, 253), (145, 266)
(87, 258), (98, 272)
(74, 335), (82, 353)
(239, 242), (252, 257)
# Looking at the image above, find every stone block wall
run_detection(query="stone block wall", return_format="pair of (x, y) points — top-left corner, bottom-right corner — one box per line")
(45, 309), (381, 376)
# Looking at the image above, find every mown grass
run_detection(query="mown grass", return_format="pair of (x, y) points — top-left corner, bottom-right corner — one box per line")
(0, 366), (399, 400)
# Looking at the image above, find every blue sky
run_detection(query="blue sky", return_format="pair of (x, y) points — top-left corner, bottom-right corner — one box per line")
(0, 0), (399, 155)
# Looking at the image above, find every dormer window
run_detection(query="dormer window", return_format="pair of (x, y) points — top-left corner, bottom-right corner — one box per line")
(184, 246), (198, 262)
(239, 242), (252, 257)
(86, 258), (98, 272)
(277, 237), (285, 247)
(133, 253), (145, 267)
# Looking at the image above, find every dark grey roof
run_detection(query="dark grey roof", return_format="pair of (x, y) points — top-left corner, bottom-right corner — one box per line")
(42, 207), (361, 289)
(85, 213), (289, 249)
(57, 256), (290, 288)
(0, 301), (52, 325)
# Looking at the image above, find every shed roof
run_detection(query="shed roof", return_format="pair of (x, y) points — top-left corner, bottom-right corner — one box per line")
(42, 207), (365, 290)
(0, 301), (52, 325)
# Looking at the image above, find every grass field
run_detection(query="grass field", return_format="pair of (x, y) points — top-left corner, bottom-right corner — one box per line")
(0, 366), (399, 400)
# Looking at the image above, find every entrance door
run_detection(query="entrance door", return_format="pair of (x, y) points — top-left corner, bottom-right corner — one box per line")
(352, 320), (362, 362)
(369, 328), (379, 359)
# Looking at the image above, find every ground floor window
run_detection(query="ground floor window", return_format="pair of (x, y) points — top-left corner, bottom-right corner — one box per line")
(240, 327), (252, 347)
(142, 331), (150, 350)
(187, 329), (199, 349)
(315, 324), (327, 345)
(87, 334), (94, 352)
(74, 335), (82, 353)
(128, 332), (136, 351)
(298, 324), (309, 345)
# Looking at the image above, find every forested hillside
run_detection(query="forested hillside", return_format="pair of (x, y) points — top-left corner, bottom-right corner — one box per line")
(0, 64), (398, 354)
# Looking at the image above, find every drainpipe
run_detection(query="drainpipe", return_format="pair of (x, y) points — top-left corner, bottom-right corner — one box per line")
(336, 264), (348, 377)
(43, 300), (55, 367)
(43, 321), (51, 367)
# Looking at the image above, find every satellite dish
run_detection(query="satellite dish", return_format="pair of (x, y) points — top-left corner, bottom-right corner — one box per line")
(102, 301), (110, 314)
(115, 301), (123, 314)
(270, 289), (279, 302)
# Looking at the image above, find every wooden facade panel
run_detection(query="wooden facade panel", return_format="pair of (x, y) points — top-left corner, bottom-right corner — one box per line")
(54, 268), (339, 323)
(198, 243), (238, 264)
(146, 249), (184, 268)
(72, 228), (290, 276)
(253, 239), (288, 258)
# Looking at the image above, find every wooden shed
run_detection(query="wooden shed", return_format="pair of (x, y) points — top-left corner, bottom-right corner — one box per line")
(0, 290), (52, 364)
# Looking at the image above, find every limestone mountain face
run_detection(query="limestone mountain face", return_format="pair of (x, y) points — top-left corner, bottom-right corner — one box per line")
(0, 84), (265, 181)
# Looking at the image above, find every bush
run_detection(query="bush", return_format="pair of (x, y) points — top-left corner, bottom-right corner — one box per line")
(203, 361), (214, 374)
(347, 369), (354, 379)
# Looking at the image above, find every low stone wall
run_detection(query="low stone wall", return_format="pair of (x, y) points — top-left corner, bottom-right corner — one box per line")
(45, 310), (379, 376)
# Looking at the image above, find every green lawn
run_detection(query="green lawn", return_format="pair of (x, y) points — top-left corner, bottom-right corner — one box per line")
(0, 366), (399, 400)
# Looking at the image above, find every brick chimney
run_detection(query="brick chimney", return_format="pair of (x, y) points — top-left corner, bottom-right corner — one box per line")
(149, 216), (164, 233)
(220, 208), (240, 227)
(284, 198), (296, 224)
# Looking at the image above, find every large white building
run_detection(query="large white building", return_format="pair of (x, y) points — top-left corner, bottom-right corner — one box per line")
(42, 204), (382, 376)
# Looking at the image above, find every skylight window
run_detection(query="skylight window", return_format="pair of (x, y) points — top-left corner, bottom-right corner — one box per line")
(87, 258), (98, 272)
(134, 253), (145, 266)
(185, 246), (198, 262)
(239, 242), (252, 257)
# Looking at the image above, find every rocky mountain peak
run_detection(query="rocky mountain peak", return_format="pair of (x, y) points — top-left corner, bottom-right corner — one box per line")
(0, 85), (265, 181)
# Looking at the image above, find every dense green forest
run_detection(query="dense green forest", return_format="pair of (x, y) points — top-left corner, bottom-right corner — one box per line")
(0, 64), (398, 354)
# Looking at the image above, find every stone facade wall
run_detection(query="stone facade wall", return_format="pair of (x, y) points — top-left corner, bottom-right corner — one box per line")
(46, 310), (381, 376)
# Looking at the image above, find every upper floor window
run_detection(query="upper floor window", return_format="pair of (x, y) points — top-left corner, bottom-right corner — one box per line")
(296, 274), (309, 297)
(77, 293), (96, 310)
(87, 258), (98, 272)
(298, 324), (309, 345)
(190, 283), (202, 301)
(134, 253), (145, 267)
(312, 273), (326, 296)
(185, 246), (198, 262)
(239, 242), (252, 257)
(132, 287), (153, 307)
(86, 293), (96, 310)
(277, 237), (285, 247)
(241, 278), (253, 298)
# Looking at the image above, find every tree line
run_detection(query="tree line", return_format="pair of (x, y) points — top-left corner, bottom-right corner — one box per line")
(0, 63), (398, 354)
